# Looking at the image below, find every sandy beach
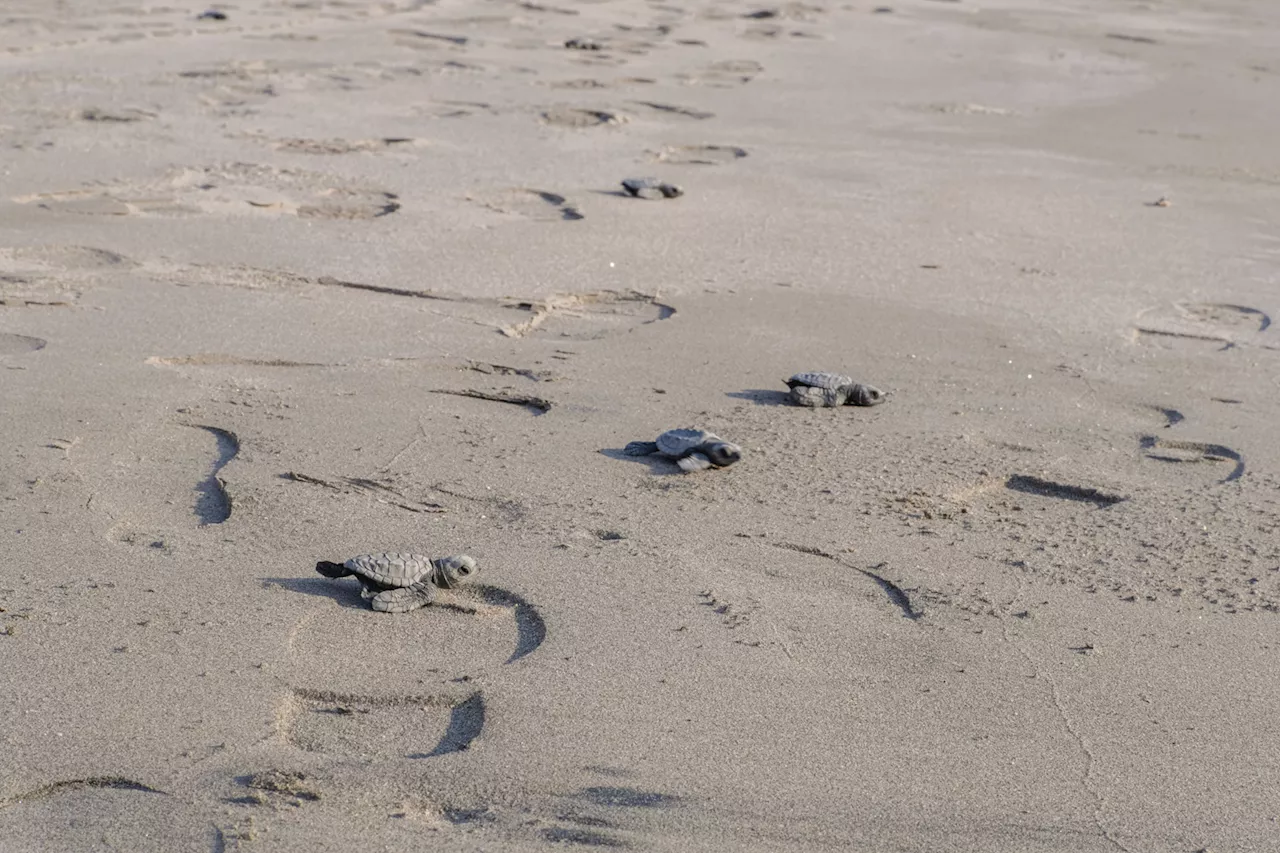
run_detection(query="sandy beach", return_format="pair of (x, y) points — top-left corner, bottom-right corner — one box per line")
(2, 0), (1279, 850)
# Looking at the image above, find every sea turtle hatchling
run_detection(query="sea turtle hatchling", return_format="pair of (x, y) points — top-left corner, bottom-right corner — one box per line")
(785, 372), (886, 408)
(624, 428), (742, 472)
(621, 177), (683, 199)
(315, 553), (478, 613)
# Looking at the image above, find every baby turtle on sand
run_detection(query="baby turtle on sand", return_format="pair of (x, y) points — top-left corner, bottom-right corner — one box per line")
(621, 177), (683, 199)
(785, 372), (886, 407)
(315, 553), (478, 613)
(624, 428), (742, 472)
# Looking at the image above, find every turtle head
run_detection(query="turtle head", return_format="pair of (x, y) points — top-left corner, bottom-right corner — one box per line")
(432, 555), (478, 589)
(705, 441), (743, 468)
(847, 383), (886, 406)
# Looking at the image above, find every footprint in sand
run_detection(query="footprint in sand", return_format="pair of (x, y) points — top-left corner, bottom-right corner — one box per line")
(0, 333), (48, 355)
(1, 245), (138, 307)
(496, 290), (675, 340)
(1139, 436), (1245, 484)
(251, 136), (430, 156)
(395, 780), (684, 847)
(740, 25), (822, 41)
(306, 276), (675, 341)
(101, 423), (239, 548)
(941, 472), (1128, 514)
(153, 263), (316, 294)
(677, 59), (763, 86)
(0, 3), (201, 53)
(1002, 474), (1126, 507)
(739, 3), (826, 22)
(540, 106), (629, 128)
(281, 688), (486, 759)
(389, 28), (473, 50)
(1135, 404), (1245, 483)
(1, 245), (137, 271)
(1133, 302), (1272, 350)
(0, 778), (207, 852)
(15, 164), (400, 220)
(654, 144), (748, 165)
(269, 581), (544, 761)
(546, 78), (613, 89)
(517, 0), (580, 15)
(75, 106), (156, 124)
(466, 188), (585, 221)
(193, 426), (238, 525)
(628, 100), (715, 120)
(146, 354), (327, 369)
(413, 99), (496, 119)
(175, 59), (417, 109)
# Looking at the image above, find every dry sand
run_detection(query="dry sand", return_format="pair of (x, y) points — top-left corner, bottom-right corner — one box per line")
(2, 0), (1279, 850)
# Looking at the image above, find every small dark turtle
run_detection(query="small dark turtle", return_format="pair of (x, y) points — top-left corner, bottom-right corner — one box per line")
(315, 553), (477, 613)
(624, 428), (741, 472)
(785, 372), (886, 407)
(621, 177), (683, 200)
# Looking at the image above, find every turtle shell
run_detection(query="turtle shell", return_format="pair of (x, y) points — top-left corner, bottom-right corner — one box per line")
(656, 428), (716, 458)
(787, 371), (853, 390)
(344, 553), (434, 588)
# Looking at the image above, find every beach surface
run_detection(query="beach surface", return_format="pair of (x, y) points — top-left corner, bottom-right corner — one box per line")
(2, 1), (1279, 850)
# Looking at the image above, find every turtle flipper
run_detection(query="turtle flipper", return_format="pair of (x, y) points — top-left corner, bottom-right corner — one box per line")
(316, 560), (354, 578)
(371, 581), (437, 614)
(677, 452), (713, 473)
(787, 385), (834, 407)
(624, 440), (660, 456)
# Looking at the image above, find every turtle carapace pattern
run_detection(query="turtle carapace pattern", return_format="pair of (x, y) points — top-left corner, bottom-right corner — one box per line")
(785, 372), (886, 407)
(623, 428), (742, 472)
(315, 553), (478, 613)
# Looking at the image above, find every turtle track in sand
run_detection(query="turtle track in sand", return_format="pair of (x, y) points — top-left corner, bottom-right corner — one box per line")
(429, 388), (554, 414)
(280, 471), (448, 515)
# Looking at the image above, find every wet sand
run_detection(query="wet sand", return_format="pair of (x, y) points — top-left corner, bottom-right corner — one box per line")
(2, 1), (1279, 850)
